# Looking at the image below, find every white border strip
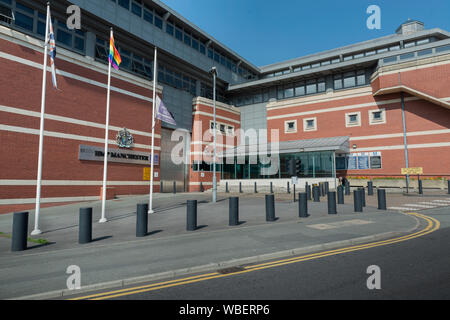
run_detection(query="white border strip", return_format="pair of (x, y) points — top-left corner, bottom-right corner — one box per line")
(0, 196), (100, 205)
(350, 129), (450, 141)
(354, 141), (450, 152)
(0, 124), (160, 151)
(0, 105), (161, 139)
(0, 180), (158, 186)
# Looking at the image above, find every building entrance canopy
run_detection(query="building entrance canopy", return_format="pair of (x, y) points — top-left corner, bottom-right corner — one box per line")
(218, 136), (350, 180)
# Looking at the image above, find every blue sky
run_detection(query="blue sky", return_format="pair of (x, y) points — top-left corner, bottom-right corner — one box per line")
(160, 0), (450, 67)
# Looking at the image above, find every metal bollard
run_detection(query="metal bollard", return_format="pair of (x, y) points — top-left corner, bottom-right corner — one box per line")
(418, 179), (423, 195)
(368, 181), (374, 196)
(265, 194), (276, 222)
(200, 182), (204, 192)
(239, 182), (242, 193)
(319, 183), (324, 197)
(293, 184), (296, 202)
(377, 189), (387, 210)
(298, 192), (308, 218)
(345, 182), (351, 195)
(270, 182), (273, 194)
(448, 180), (450, 194)
(136, 203), (148, 237)
(328, 192), (337, 215)
(173, 181), (176, 194)
(226, 182), (229, 193)
(337, 185), (344, 204)
(186, 200), (197, 231)
(324, 182), (329, 194)
(354, 190), (363, 212)
(306, 184), (311, 201)
(78, 207), (92, 244)
(229, 197), (239, 226)
(11, 211), (28, 251)
(313, 186), (320, 202)
(254, 182), (257, 193)
(160, 181), (164, 193)
(359, 187), (366, 207)
(287, 182), (290, 194)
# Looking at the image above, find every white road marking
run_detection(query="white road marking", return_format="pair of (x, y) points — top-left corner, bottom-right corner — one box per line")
(307, 219), (374, 230)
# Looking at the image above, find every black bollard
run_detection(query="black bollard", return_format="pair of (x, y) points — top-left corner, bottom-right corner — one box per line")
(11, 211), (28, 251)
(270, 182), (273, 194)
(200, 182), (204, 192)
(293, 184), (296, 202)
(354, 190), (363, 212)
(173, 181), (176, 194)
(313, 185), (320, 202)
(79, 207), (92, 244)
(337, 185), (344, 204)
(448, 180), (450, 194)
(328, 192), (337, 214)
(186, 200), (197, 231)
(136, 203), (148, 237)
(324, 181), (329, 194)
(306, 184), (311, 201)
(287, 182), (290, 194)
(377, 189), (387, 210)
(319, 183), (324, 197)
(368, 181), (374, 196)
(239, 182), (242, 193)
(161, 181), (164, 193)
(265, 194), (276, 222)
(359, 187), (366, 207)
(226, 182), (229, 193)
(298, 192), (308, 218)
(254, 182), (257, 193)
(229, 197), (239, 226)
(418, 179), (423, 195)
(345, 181), (351, 195)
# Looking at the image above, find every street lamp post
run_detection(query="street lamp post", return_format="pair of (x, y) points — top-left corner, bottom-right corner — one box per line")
(209, 67), (217, 203)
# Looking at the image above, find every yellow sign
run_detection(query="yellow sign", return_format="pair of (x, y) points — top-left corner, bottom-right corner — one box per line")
(143, 167), (151, 181)
(401, 167), (423, 175)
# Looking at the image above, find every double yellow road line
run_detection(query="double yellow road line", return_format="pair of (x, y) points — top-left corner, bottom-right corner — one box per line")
(70, 212), (439, 300)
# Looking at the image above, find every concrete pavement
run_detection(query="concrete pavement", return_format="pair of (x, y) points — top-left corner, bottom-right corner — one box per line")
(0, 191), (447, 299)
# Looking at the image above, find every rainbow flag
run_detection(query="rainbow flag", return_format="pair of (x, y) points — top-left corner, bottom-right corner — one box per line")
(108, 33), (121, 70)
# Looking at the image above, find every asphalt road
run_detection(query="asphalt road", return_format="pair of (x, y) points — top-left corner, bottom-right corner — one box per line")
(90, 206), (450, 300)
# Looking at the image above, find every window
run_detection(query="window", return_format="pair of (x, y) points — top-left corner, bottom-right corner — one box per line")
(317, 78), (326, 92)
(416, 38), (430, 45)
(220, 124), (226, 134)
(400, 52), (415, 60)
(284, 120), (297, 133)
(356, 70), (366, 86)
(306, 80), (317, 94)
(154, 15), (162, 29)
(131, 1), (142, 17)
(404, 41), (415, 48)
(143, 7), (153, 23)
(295, 82), (305, 96)
(303, 117), (317, 131)
(334, 74), (343, 90)
(418, 49), (433, 56)
(343, 71), (356, 88)
(345, 112), (361, 127)
(192, 37), (199, 50)
(370, 155), (382, 169)
(184, 33), (191, 46)
(166, 23), (174, 36)
(118, 0), (130, 10)
(436, 45), (450, 53)
(369, 109), (386, 125)
(284, 85), (294, 98)
(175, 27), (182, 41)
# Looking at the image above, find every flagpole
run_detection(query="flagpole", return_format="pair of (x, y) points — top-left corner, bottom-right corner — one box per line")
(31, 2), (50, 236)
(149, 47), (157, 214)
(100, 27), (113, 223)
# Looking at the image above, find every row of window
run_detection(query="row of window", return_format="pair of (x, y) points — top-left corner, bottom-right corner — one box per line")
(95, 36), (198, 96)
(0, 0), (85, 52)
(109, 0), (257, 80)
(263, 38), (434, 79)
(233, 69), (368, 107)
(284, 109), (386, 134)
(210, 121), (235, 136)
(383, 44), (450, 65)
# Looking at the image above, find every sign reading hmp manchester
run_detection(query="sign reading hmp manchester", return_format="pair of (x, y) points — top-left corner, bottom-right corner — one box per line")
(78, 145), (159, 165)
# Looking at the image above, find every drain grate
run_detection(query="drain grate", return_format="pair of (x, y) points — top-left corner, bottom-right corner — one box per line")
(217, 266), (245, 274)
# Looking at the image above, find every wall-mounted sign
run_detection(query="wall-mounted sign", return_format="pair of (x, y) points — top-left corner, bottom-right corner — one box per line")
(79, 145), (158, 165)
(401, 167), (423, 175)
(116, 128), (134, 148)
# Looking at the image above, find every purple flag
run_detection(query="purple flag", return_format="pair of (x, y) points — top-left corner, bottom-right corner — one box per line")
(156, 96), (176, 125)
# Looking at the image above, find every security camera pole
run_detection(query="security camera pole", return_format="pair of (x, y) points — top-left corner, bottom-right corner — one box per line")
(209, 67), (217, 203)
